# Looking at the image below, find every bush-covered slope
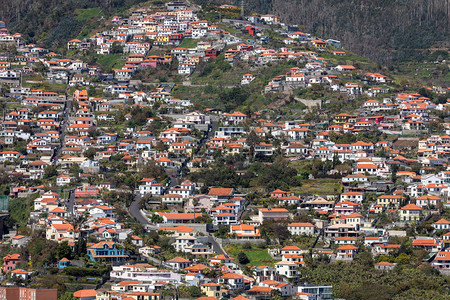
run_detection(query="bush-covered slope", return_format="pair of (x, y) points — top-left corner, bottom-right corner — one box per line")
(0, 0), (148, 49)
(197, 0), (449, 64)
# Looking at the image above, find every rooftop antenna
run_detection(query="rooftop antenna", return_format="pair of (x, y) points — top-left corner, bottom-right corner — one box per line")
(240, 0), (245, 18)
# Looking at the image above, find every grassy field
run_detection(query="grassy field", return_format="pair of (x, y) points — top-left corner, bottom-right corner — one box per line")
(217, 23), (241, 35)
(22, 82), (67, 93)
(291, 178), (341, 195)
(74, 8), (109, 40)
(97, 54), (125, 71)
(75, 8), (104, 22)
(283, 102), (307, 110)
(320, 51), (376, 69)
(179, 38), (198, 48)
(225, 244), (275, 267)
(392, 61), (450, 85)
(190, 61), (249, 85)
(292, 235), (322, 249)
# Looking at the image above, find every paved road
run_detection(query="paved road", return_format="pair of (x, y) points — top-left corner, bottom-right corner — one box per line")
(51, 92), (72, 164)
(129, 193), (159, 231)
(208, 118), (218, 139)
(129, 192), (152, 225)
(129, 118), (218, 229)
(208, 235), (225, 255)
(166, 168), (179, 188)
(65, 189), (75, 215)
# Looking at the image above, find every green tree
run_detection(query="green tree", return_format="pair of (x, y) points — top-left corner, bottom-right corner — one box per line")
(355, 251), (374, 267)
(246, 131), (260, 147)
(151, 214), (164, 223)
(154, 141), (169, 152)
(57, 241), (72, 260)
(73, 236), (87, 258)
(44, 165), (58, 179)
(260, 220), (291, 244)
(391, 164), (399, 183)
(59, 292), (77, 300)
(139, 160), (168, 182)
(203, 268), (223, 279)
(256, 157), (301, 190)
(27, 237), (58, 267)
(238, 251), (249, 265)
(111, 41), (124, 54)
(84, 148), (97, 160)
(68, 213), (88, 233)
(428, 120), (444, 133)
(178, 285), (204, 298)
(270, 289), (283, 300)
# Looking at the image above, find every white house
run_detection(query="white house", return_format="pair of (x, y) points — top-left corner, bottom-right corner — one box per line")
(340, 192), (365, 204)
(241, 74), (255, 85)
(178, 62), (196, 75)
(275, 261), (297, 278)
(432, 218), (450, 231)
(139, 178), (164, 195)
(287, 223), (315, 236)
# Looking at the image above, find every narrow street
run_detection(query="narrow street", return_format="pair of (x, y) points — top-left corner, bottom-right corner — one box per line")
(65, 189), (75, 215)
(130, 192), (153, 226)
(129, 119), (217, 222)
(128, 118), (229, 257)
(51, 90), (72, 164)
(207, 235), (226, 255)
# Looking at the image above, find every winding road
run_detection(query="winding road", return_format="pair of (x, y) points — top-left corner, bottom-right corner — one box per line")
(129, 192), (153, 226)
(128, 118), (217, 224)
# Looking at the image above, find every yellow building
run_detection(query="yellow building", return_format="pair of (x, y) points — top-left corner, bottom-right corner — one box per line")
(377, 195), (405, 208)
(399, 203), (422, 222)
(334, 113), (358, 124)
(201, 283), (228, 298)
(155, 35), (169, 42)
(311, 39), (326, 49)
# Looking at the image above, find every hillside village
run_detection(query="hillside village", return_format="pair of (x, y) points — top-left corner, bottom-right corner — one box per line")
(0, 1), (449, 300)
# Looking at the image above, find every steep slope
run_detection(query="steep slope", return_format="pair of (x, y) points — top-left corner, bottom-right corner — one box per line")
(197, 0), (449, 64)
(0, 0), (148, 49)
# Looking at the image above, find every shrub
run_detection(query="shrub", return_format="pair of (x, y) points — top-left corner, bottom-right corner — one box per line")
(242, 242), (252, 249)
(238, 252), (249, 265)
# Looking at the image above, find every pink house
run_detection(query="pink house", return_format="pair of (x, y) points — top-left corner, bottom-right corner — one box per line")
(270, 189), (290, 198)
(141, 60), (158, 68)
(3, 253), (20, 273)
(360, 116), (384, 124)
(333, 201), (361, 215)
(75, 186), (99, 198)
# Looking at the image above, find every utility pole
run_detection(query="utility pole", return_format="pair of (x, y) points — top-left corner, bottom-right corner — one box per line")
(240, 0), (245, 18)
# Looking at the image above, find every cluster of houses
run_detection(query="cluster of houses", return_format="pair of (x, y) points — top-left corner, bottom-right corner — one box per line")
(68, 5), (243, 78)
(0, 1), (449, 299)
(261, 57), (390, 96)
(69, 245), (333, 300)
(0, 75), (449, 298)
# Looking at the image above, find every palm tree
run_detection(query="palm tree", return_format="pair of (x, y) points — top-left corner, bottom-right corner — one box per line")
(68, 213), (88, 238)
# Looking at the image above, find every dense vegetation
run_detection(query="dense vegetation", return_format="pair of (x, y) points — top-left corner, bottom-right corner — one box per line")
(7, 193), (39, 229)
(197, 0), (449, 64)
(0, 0), (149, 49)
(301, 260), (450, 300)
